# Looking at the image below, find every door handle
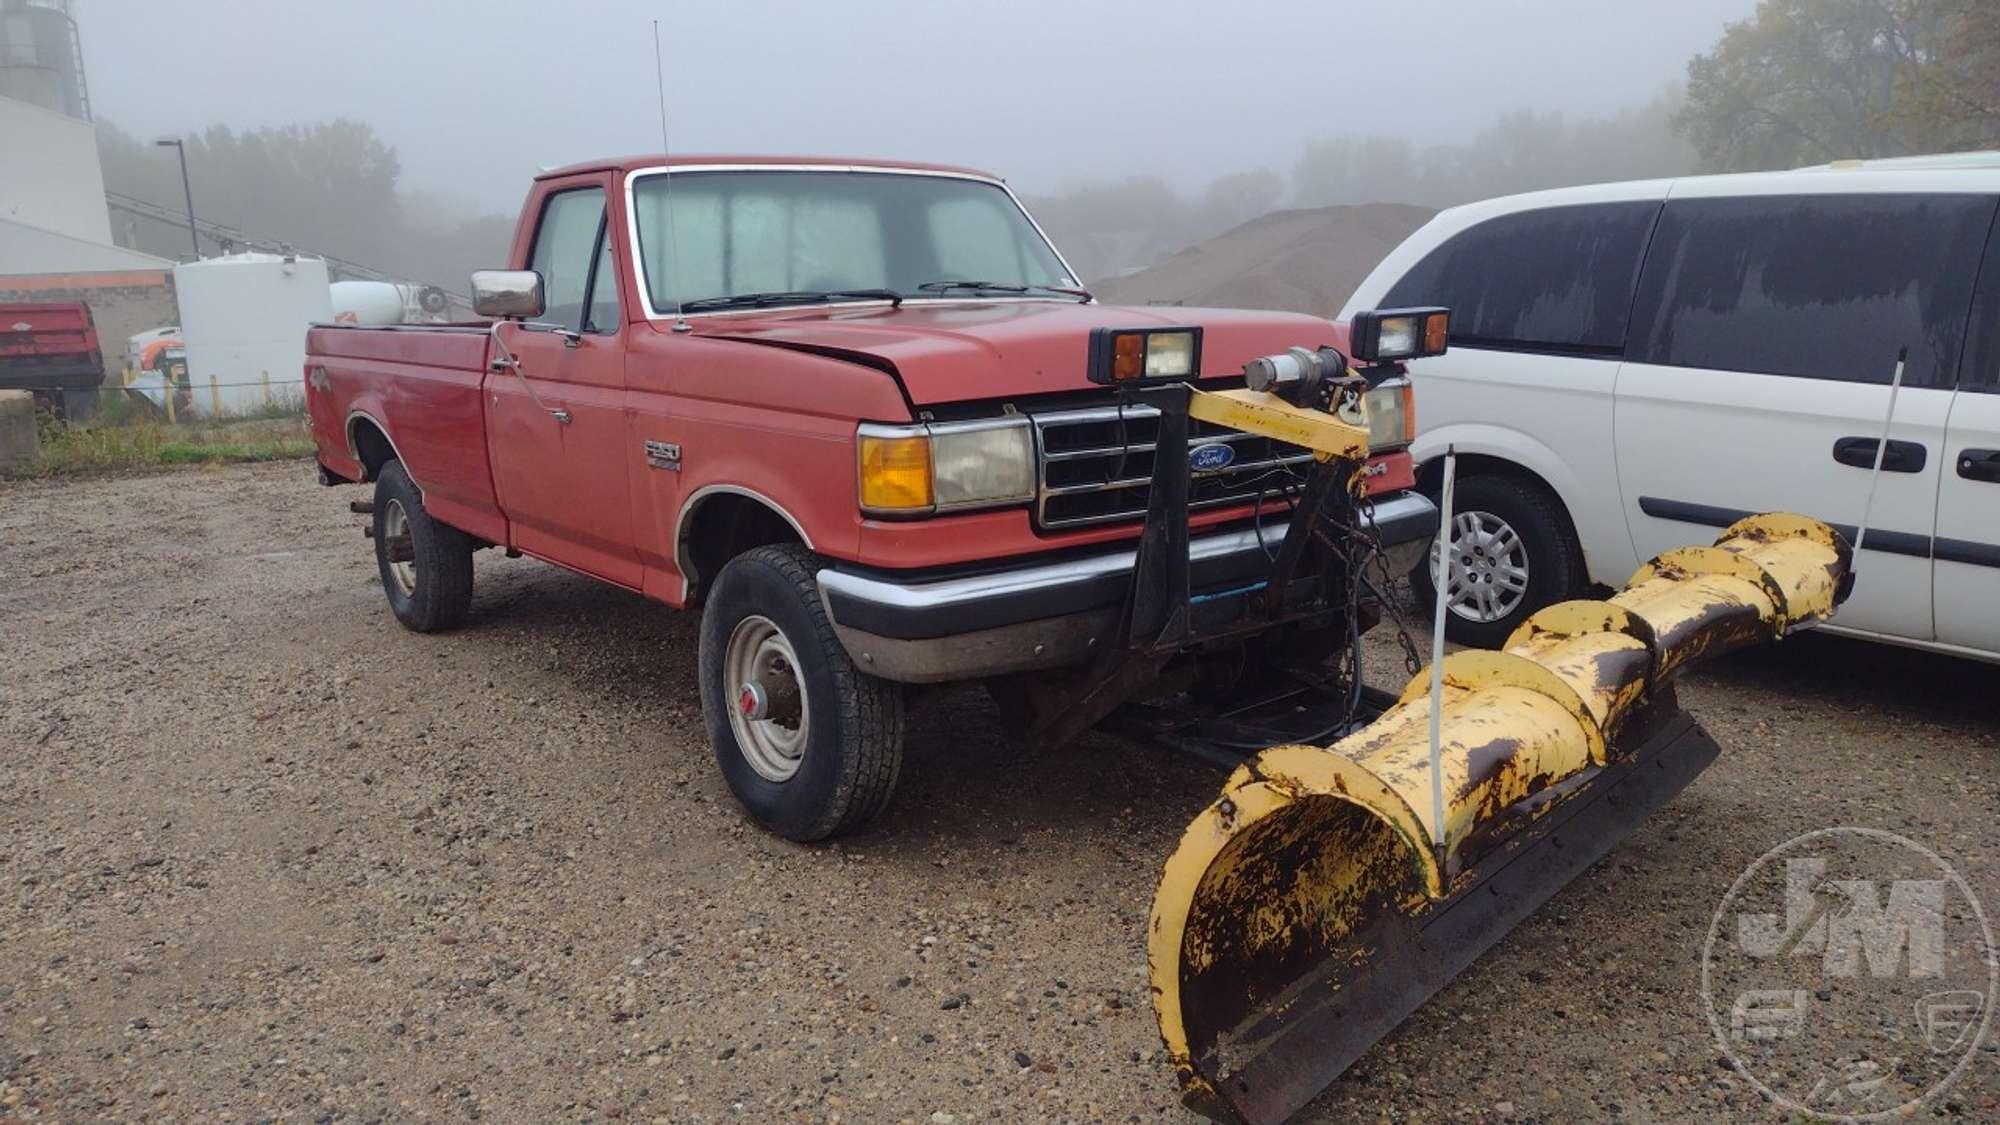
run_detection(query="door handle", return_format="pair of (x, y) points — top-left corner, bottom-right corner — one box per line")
(1832, 436), (1927, 473)
(1960, 448), (2000, 483)
(552, 409), (572, 425)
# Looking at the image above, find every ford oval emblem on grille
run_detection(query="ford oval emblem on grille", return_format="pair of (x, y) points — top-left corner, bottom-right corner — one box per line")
(1189, 442), (1236, 472)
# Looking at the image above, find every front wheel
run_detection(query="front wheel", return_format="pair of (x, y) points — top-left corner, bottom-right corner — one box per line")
(1410, 474), (1584, 648)
(699, 545), (905, 842)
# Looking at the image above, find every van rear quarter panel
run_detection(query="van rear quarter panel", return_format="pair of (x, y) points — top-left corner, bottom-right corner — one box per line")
(305, 325), (506, 543)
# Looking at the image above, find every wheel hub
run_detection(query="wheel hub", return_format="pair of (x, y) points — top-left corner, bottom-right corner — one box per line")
(723, 615), (809, 782)
(381, 499), (417, 596)
(1430, 509), (1530, 624)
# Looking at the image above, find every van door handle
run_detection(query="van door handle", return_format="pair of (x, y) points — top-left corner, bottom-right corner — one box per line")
(1960, 448), (2000, 483)
(1832, 436), (1927, 473)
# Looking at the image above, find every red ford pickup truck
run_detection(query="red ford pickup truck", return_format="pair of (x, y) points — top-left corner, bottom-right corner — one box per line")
(305, 155), (1437, 840)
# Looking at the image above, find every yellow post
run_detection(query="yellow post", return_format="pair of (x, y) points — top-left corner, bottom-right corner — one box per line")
(164, 385), (176, 425)
(208, 375), (221, 417)
(260, 369), (271, 407)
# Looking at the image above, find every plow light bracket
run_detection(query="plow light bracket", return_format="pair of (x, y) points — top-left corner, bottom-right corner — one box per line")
(1349, 306), (1450, 364)
(1086, 326), (1204, 385)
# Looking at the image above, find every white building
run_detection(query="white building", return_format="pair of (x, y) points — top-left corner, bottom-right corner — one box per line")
(0, 92), (171, 273)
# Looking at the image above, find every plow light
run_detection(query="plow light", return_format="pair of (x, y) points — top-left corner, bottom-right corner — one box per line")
(1087, 327), (1202, 384)
(1350, 306), (1450, 364)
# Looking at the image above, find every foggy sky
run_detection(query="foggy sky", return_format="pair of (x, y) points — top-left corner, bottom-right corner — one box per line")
(77, 0), (1759, 217)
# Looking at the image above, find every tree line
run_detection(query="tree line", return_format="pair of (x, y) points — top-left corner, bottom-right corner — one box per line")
(100, 0), (1999, 290)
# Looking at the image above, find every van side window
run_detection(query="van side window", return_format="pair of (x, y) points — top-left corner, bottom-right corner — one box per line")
(1628, 193), (1997, 387)
(1964, 206), (2000, 393)
(1381, 202), (1659, 354)
(528, 187), (610, 334)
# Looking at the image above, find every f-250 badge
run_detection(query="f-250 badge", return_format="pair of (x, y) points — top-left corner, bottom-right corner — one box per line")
(644, 440), (681, 471)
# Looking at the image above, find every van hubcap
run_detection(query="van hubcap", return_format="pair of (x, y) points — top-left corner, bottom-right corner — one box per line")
(1431, 510), (1529, 624)
(725, 615), (808, 782)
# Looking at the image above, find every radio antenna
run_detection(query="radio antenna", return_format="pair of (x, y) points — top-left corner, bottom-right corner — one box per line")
(652, 19), (690, 333)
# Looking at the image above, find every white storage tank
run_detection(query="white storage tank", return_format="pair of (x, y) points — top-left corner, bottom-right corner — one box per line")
(174, 252), (334, 416)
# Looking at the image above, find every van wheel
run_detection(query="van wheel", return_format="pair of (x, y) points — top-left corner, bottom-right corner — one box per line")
(1410, 474), (1583, 649)
(699, 545), (905, 842)
(373, 460), (475, 632)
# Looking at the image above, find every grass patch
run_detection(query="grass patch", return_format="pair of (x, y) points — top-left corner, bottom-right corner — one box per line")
(7, 417), (315, 478)
(156, 440), (315, 465)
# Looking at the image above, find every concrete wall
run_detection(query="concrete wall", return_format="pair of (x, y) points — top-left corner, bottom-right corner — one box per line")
(0, 93), (111, 243)
(0, 270), (179, 382)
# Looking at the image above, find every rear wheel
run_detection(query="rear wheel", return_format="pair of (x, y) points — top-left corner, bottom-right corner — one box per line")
(372, 460), (475, 632)
(699, 545), (905, 841)
(1411, 474), (1583, 648)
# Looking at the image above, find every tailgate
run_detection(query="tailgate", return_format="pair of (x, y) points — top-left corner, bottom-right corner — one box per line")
(0, 304), (96, 360)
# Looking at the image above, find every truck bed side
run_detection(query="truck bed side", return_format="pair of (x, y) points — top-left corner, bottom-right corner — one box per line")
(304, 324), (507, 545)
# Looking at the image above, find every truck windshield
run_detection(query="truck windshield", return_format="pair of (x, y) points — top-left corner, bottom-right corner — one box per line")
(629, 170), (1076, 315)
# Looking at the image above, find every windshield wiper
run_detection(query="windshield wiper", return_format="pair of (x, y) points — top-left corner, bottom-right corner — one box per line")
(916, 280), (1093, 301)
(679, 289), (903, 312)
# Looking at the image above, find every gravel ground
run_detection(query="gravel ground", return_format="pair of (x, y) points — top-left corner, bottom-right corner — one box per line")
(1, 461), (1995, 1124)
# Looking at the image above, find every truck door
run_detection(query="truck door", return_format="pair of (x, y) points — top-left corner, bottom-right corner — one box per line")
(1613, 187), (1995, 642)
(1933, 216), (2000, 655)
(487, 181), (643, 588)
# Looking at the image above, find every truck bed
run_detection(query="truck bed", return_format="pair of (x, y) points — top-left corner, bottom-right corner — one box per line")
(304, 322), (508, 545)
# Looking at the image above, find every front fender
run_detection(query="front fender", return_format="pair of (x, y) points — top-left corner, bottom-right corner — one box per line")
(1410, 422), (1637, 583)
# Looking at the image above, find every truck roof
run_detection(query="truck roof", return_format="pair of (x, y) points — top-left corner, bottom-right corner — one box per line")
(535, 154), (1003, 182)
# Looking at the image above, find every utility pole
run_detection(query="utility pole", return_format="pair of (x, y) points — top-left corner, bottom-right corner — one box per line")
(154, 138), (199, 260)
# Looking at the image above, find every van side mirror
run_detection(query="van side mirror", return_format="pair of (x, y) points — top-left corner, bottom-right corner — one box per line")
(471, 270), (545, 319)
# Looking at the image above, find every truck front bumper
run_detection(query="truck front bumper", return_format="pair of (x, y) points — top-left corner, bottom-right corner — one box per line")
(815, 491), (1439, 684)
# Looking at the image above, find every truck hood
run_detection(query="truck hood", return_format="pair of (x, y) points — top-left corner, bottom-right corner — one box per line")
(687, 300), (1345, 405)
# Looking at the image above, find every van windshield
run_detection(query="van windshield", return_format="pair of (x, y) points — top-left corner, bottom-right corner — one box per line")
(629, 170), (1075, 314)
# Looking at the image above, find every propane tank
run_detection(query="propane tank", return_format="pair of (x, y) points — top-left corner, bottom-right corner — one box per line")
(328, 281), (408, 326)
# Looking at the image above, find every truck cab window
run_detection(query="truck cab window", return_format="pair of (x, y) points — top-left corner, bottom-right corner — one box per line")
(529, 187), (609, 333)
(585, 232), (621, 334)
(630, 170), (1071, 312)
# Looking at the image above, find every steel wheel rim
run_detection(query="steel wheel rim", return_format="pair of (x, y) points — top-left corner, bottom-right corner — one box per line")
(382, 499), (418, 596)
(1429, 509), (1529, 624)
(724, 614), (809, 783)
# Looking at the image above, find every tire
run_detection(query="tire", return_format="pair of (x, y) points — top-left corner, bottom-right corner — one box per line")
(699, 544), (905, 842)
(372, 460), (475, 633)
(1410, 473), (1584, 649)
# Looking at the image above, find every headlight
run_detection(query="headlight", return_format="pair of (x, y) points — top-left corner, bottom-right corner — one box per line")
(1363, 378), (1416, 451)
(857, 419), (1036, 517)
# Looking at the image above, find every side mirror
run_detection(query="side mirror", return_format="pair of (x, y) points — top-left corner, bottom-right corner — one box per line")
(471, 270), (544, 319)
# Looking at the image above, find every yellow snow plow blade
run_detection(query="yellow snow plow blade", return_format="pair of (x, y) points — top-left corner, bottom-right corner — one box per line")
(1148, 513), (1851, 1123)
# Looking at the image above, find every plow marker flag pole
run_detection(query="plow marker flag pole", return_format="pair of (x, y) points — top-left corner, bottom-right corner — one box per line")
(1427, 446), (1456, 853)
(1853, 347), (1907, 558)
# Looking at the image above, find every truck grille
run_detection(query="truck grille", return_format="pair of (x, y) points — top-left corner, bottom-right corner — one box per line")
(1031, 404), (1314, 530)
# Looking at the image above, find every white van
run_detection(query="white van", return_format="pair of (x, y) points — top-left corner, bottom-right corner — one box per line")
(1342, 153), (2000, 660)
